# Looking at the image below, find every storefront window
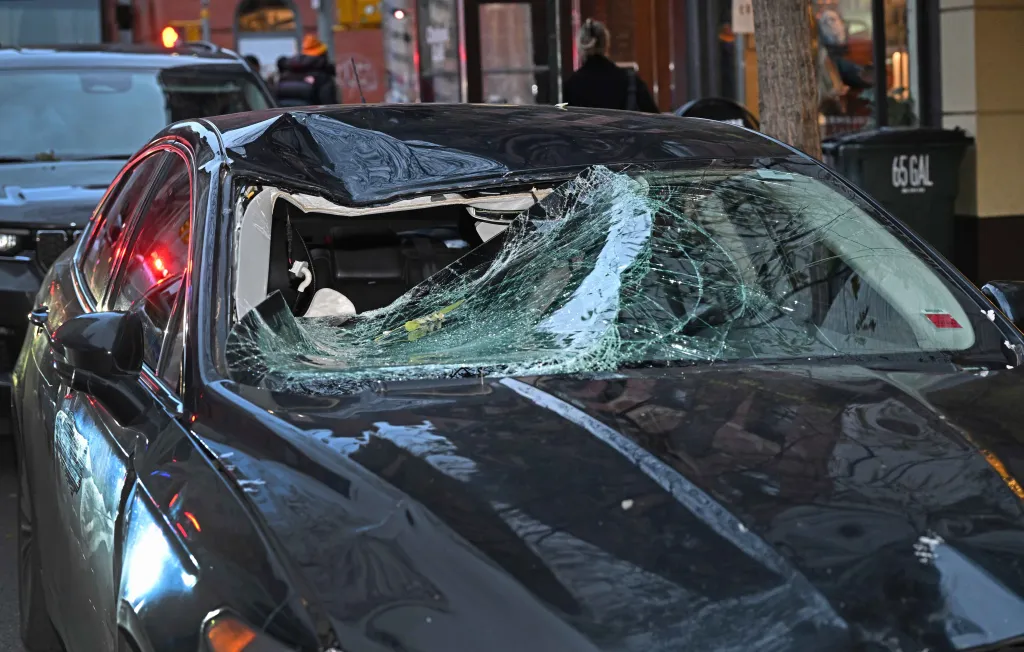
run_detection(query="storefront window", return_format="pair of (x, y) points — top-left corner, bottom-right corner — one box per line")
(814, 0), (918, 137)
(707, 0), (920, 138)
(0, 0), (102, 46)
(237, 0), (297, 32)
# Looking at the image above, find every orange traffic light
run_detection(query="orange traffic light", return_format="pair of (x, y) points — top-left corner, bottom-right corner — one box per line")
(161, 26), (180, 48)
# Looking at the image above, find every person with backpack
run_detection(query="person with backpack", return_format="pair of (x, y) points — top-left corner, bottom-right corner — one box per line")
(563, 19), (659, 113)
(274, 35), (339, 107)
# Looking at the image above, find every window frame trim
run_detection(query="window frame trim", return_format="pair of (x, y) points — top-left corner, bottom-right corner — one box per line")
(73, 149), (169, 308)
(104, 153), (191, 314)
(71, 138), (197, 412)
(101, 154), (178, 310)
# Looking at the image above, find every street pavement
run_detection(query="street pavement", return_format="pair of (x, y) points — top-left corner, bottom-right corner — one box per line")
(1, 437), (27, 652)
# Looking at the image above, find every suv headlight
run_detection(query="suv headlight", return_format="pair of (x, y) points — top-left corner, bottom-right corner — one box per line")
(204, 614), (296, 651)
(0, 230), (27, 255)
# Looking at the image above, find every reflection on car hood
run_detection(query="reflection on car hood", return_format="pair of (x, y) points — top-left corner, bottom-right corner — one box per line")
(200, 364), (1024, 652)
(0, 160), (118, 227)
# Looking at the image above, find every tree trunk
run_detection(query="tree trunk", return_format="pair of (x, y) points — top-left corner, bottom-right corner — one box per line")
(751, 0), (822, 160)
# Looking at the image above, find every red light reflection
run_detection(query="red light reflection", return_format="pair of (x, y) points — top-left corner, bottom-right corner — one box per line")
(184, 511), (201, 532)
(149, 251), (169, 279)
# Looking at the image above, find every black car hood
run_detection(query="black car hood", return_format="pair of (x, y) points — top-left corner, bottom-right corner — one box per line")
(201, 365), (1024, 652)
(0, 160), (119, 227)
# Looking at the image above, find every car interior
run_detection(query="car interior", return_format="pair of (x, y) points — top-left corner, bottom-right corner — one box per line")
(231, 175), (978, 357)
(233, 185), (532, 323)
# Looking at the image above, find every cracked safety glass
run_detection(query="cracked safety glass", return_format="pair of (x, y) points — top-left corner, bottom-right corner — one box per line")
(227, 164), (1007, 395)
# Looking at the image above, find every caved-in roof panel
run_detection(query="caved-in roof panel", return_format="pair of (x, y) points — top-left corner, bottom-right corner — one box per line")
(213, 105), (793, 206)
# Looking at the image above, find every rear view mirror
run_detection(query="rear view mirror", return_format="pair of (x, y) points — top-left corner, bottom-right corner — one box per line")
(50, 312), (148, 424)
(981, 281), (1024, 329)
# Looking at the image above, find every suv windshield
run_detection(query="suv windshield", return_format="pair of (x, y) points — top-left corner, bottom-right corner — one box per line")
(0, 66), (270, 161)
(228, 161), (1012, 395)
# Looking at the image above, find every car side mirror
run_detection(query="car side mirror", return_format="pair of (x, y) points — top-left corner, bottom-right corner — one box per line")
(49, 311), (148, 424)
(981, 281), (1024, 329)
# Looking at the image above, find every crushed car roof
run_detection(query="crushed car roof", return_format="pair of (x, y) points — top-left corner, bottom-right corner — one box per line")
(202, 104), (795, 206)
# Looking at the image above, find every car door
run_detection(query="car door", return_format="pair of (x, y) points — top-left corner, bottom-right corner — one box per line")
(18, 148), (171, 642)
(41, 147), (196, 652)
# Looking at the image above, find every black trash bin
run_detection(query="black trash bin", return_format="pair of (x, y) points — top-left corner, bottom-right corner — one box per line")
(822, 127), (973, 261)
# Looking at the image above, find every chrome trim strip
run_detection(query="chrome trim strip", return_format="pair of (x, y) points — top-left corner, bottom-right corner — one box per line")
(70, 257), (95, 311)
(139, 365), (184, 416)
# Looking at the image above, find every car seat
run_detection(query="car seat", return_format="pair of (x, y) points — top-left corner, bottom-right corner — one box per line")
(266, 201), (320, 315)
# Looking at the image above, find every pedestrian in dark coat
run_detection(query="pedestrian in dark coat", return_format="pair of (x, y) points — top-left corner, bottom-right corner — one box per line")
(274, 35), (339, 107)
(563, 19), (659, 113)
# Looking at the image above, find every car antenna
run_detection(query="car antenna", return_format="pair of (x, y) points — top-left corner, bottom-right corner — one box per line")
(351, 58), (366, 104)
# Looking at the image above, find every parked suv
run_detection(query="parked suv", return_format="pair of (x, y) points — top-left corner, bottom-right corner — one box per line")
(0, 42), (275, 384)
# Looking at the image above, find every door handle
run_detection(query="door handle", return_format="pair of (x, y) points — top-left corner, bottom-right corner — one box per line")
(28, 305), (49, 328)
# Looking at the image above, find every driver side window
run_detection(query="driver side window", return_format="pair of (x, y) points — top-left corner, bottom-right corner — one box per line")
(79, 152), (168, 303)
(109, 153), (192, 381)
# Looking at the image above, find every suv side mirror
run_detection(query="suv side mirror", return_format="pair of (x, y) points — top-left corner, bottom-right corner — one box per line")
(50, 311), (148, 424)
(981, 281), (1024, 329)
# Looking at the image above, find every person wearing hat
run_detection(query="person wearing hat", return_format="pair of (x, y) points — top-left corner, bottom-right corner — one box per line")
(274, 35), (338, 107)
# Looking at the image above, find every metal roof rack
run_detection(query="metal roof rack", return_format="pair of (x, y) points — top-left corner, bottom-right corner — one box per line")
(180, 41), (250, 65)
(180, 40), (219, 53)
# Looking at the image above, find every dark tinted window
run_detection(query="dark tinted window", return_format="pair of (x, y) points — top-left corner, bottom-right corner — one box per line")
(112, 155), (191, 370)
(80, 152), (167, 302)
(159, 67), (271, 122)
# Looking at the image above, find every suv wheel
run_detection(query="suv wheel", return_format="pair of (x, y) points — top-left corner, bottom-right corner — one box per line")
(17, 455), (63, 651)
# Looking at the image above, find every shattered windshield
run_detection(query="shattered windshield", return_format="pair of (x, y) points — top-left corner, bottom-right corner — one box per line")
(227, 163), (1007, 395)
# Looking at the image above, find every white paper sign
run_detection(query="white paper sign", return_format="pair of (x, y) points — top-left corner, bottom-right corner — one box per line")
(733, 0), (754, 34)
(426, 26), (449, 65)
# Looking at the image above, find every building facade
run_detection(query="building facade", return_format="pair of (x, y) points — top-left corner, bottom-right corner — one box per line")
(139, 0), (388, 103)
(8, 0), (1018, 282)
(389, 0), (1023, 283)
(939, 0), (1024, 284)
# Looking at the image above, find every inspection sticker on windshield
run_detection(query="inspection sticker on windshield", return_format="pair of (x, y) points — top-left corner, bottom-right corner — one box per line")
(923, 310), (963, 329)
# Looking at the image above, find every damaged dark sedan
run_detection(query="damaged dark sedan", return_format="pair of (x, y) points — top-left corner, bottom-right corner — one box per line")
(13, 104), (1024, 652)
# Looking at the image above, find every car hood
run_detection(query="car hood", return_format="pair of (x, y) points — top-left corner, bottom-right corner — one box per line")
(0, 160), (120, 227)
(202, 364), (1024, 652)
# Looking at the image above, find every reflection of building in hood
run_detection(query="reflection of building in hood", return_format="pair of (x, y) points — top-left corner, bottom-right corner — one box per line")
(835, 397), (1021, 510)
